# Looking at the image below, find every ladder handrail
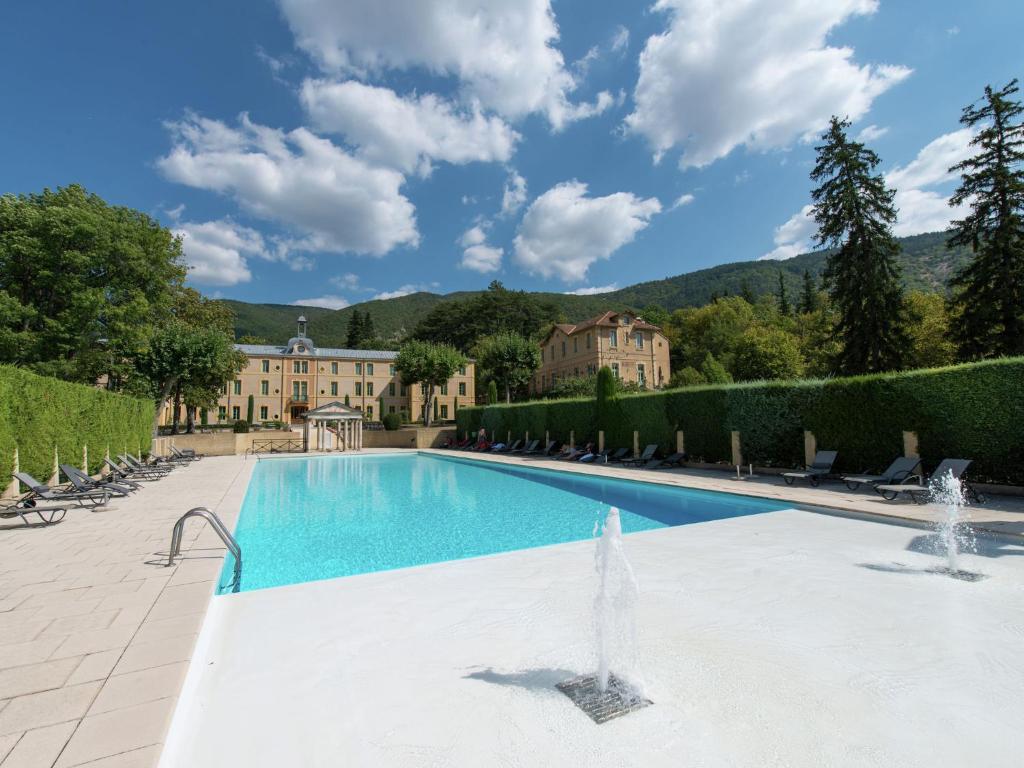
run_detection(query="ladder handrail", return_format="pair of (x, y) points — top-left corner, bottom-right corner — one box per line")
(167, 507), (242, 589)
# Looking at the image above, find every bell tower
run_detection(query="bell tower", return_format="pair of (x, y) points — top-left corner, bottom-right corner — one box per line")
(297, 315), (307, 338)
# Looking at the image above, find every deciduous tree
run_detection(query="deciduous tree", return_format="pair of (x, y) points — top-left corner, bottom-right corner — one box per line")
(474, 332), (541, 403)
(395, 340), (466, 427)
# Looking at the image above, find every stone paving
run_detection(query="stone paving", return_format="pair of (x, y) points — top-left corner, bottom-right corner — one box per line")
(0, 455), (254, 768)
(1, 448), (1020, 767)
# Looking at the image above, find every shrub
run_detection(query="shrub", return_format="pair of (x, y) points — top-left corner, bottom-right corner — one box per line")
(232, 420), (250, 433)
(456, 358), (1024, 483)
(0, 365), (153, 480)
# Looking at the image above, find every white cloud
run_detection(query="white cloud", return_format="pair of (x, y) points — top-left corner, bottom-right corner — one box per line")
(158, 111), (418, 257)
(566, 283), (619, 295)
(290, 295), (351, 309)
(625, 0), (911, 168)
(459, 225), (488, 248)
(514, 181), (661, 281)
(300, 79), (519, 176)
(277, 0), (612, 130)
(371, 283), (437, 300)
(762, 128), (976, 258)
(856, 124), (889, 142)
(670, 193), (695, 210)
(886, 128), (974, 236)
(500, 170), (528, 217)
(330, 272), (361, 289)
(610, 25), (630, 53)
(461, 244), (504, 273)
(174, 218), (270, 286)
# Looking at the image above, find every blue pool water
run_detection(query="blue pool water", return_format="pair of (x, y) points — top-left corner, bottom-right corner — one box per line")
(218, 453), (790, 594)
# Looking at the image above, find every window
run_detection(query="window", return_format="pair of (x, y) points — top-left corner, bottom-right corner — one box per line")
(367, 363), (374, 375)
(367, 406), (373, 419)
(389, 382), (396, 396)
(218, 405), (226, 421)
(259, 406), (268, 420)
(440, 404), (449, 419)
(233, 380), (242, 395)
(331, 362), (338, 375)
(586, 333), (591, 349)
(611, 363), (620, 379)
(221, 383), (228, 395)
(260, 380), (269, 395)
(621, 316), (630, 325)
(389, 405), (396, 414)
(355, 362), (362, 375)
(231, 405), (240, 420)
(458, 382), (466, 396)
(587, 364), (596, 375)
(609, 331), (617, 348)
(458, 366), (466, 376)
(400, 384), (407, 396)
(355, 382), (362, 396)
(573, 337), (578, 353)
(366, 382), (374, 396)
(292, 360), (308, 374)
(637, 363), (646, 387)
(390, 364), (397, 376)
(561, 341), (566, 357)
(330, 382), (338, 396)
(635, 332), (644, 349)
(261, 360), (269, 373)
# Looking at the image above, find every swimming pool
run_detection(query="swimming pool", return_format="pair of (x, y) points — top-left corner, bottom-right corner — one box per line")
(218, 453), (791, 593)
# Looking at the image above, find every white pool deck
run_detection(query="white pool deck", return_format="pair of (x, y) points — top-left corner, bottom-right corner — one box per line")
(2, 450), (1023, 767)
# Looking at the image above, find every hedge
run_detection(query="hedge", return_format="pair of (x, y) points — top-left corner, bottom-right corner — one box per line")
(0, 365), (154, 482)
(456, 357), (1024, 485)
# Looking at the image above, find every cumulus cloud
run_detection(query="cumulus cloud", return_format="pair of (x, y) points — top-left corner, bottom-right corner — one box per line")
(513, 181), (661, 281)
(458, 225), (503, 272)
(566, 283), (619, 295)
(856, 124), (889, 142)
(500, 170), (528, 217)
(277, 0), (612, 129)
(625, 0), (911, 168)
(158, 111), (418, 257)
(886, 128), (974, 236)
(290, 295), (351, 309)
(173, 218), (271, 286)
(330, 273), (362, 289)
(761, 128), (976, 259)
(371, 283), (438, 300)
(300, 80), (519, 176)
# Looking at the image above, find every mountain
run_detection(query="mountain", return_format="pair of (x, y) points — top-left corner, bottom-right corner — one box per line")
(227, 231), (971, 346)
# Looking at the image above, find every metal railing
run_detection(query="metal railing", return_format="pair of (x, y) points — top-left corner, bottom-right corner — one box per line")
(167, 507), (242, 590)
(248, 438), (305, 455)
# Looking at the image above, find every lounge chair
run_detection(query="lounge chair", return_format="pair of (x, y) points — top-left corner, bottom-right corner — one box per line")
(606, 448), (630, 463)
(496, 440), (523, 453)
(1, 502), (68, 526)
(842, 456), (921, 491)
(121, 454), (172, 475)
(105, 457), (162, 482)
(782, 451), (838, 487)
(510, 440), (534, 454)
(517, 439), (540, 455)
(170, 445), (202, 461)
(647, 452), (687, 470)
(61, 465), (137, 496)
(13, 472), (110, 508)
(579, 449), (610, 463)
(622, 444), (659, 467)
(543, 441), (564, 456)
(875, 459), (985, 504)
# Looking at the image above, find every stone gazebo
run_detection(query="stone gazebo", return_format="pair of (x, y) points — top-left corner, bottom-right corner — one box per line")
(303, 401), (364, 452)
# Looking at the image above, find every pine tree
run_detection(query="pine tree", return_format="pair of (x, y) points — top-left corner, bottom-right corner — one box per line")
(361, 312), (376, 346)
(799, 269), (819, 314)
(811, 116), (908, 374)
(739, 279), (755, 304)
(345, 311), (363, 348)
(487, 380), (498, 405)
(947, 79), (1024, 359)
(777, 272), (791, 315)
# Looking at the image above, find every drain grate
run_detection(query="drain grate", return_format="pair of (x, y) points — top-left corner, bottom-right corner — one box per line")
(556, 674), (652, 724)
(926, 566), (987, 582)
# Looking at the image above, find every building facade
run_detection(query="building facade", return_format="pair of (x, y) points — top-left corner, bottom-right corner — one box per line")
(175, 317), (474, 426)
(532, 311), (670, 394)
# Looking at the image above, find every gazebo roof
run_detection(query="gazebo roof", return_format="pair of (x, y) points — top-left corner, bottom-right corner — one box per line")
(304, 401), (364, 421)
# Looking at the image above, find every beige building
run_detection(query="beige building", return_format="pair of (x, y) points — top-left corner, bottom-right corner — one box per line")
(533, 311), (670, 394)
(172, 317), (474, 426)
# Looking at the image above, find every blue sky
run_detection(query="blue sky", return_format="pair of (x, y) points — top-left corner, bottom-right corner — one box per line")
(2, 1), (1021, 309)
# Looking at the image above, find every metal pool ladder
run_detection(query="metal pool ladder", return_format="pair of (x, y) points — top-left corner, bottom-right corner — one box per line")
(167, 507), (242, 589)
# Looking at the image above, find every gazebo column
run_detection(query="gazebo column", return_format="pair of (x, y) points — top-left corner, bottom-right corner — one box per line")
(358, 420), (363, 451)
(302, 419), (310, 452)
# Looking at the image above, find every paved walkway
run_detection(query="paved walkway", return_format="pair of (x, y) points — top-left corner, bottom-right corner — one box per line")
(0, 456), (253, 768)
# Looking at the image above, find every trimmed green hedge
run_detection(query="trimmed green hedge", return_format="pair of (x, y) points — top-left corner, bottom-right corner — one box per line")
(0, 365), (153, 482)
(456, 358), (1024, 484)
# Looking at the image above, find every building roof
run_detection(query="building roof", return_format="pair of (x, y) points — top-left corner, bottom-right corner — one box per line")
(235, 343), (399, 361)
(540, 311), (662, 345)
(304, 401), (364, 420)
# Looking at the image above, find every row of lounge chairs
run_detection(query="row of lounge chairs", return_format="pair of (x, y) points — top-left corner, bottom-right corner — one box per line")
(443, 438), (689, 471)
(1, 447), (202, 526)
(783, 451), (985, 504)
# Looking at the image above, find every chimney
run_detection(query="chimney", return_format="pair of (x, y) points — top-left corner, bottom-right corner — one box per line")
(297, 315), (307, 338)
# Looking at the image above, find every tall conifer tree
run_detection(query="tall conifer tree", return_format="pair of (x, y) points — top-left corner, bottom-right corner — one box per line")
(345, 311), (364, 348)
(811, 116), (908, 374)
(777, 272), (791, 315)
(799, 269), (819, 314)
(947, 79), (1024, 359)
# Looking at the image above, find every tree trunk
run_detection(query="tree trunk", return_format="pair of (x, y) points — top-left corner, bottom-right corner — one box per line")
(152, 376), (179, 437)
(505, 382), (511, 404)
(424, 385), (434, 427)
(171, 384), (181, 435)
(186, 406), (196, 434)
